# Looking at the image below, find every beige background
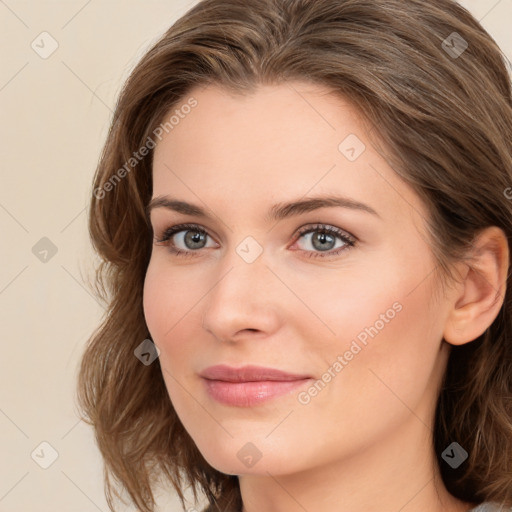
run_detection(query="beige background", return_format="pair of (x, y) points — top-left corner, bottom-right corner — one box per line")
(0, 1), (511, 511)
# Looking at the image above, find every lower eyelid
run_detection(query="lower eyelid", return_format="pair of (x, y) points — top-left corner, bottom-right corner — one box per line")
(292, 234), (355, 258)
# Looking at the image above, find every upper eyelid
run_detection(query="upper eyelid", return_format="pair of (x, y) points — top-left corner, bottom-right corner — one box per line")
(155, 222), (356, 245)
(296, 223), (355, 240)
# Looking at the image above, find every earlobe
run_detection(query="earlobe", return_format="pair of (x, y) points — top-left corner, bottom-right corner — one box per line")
(443, 226), (509, 347)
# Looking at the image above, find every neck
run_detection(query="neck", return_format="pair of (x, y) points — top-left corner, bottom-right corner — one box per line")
(239, 414), (475, 512)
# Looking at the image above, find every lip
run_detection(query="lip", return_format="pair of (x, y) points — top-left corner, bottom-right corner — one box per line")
(200, 365), (313, 407)
(200, 364), (311, 382)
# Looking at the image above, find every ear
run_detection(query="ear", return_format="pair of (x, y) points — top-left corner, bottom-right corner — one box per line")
(443, 226), (509, 346)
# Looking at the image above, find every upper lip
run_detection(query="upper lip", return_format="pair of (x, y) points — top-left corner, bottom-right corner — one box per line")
(200, 364), (311, 382)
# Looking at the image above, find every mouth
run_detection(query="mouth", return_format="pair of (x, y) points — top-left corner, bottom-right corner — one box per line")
(199, 364), (313, 407)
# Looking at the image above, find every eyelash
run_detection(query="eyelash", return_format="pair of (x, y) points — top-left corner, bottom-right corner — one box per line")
(153, 222), (356, 259)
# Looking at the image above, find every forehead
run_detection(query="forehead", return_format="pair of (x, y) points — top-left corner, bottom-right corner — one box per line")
(154, 82), (362, 169)
(151, 82), (429, 229)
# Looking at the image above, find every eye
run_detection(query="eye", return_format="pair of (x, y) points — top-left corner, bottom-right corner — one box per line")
(292, 223), (356, 259)
(154, 223), (217, 257)
(153, 222), (356, 259)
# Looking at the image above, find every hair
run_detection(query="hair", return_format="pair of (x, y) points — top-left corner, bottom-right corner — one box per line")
(76, 0), (512, 511)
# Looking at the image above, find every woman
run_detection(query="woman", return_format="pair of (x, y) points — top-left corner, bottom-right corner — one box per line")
(77, 1), (512, 511)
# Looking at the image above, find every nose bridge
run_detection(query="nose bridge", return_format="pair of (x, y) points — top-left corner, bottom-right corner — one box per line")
(210, 241), (270, 309)
(201, 240), (280, 337)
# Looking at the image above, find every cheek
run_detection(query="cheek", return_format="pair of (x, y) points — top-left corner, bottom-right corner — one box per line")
(143, 258), (193, 337)
(142, 258), (205, 372)
(142, 262), (166, 337)
(304, 256), (443, 432)
(142, 262), (196, 409)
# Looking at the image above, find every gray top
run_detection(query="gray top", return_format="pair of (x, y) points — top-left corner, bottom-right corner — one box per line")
(469, 504), (512, 512)
(202, 502), (512, 512)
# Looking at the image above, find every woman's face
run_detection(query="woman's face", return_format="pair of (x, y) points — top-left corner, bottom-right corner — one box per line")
(144, 82), (453, 476)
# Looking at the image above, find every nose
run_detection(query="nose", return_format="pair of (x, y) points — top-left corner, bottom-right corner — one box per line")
(201, 248), (282, 343)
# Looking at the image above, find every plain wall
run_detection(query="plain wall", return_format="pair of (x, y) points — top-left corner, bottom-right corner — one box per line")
(0, 1), (511, 511)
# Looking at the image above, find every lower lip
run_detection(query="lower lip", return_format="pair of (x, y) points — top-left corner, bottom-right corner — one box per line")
(202, 378), (312, 407)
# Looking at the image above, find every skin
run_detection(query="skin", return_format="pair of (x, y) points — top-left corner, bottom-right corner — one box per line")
(143, 82), (509, 512)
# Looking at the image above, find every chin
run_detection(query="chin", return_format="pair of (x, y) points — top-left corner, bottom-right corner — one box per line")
(194, 439), (303, 477)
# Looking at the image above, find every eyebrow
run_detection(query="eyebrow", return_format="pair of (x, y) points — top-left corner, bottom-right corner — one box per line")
(146, 194), (380, 223)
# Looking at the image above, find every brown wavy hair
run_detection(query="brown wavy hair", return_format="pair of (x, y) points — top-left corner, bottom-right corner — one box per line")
(76, 0), (512, 511)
